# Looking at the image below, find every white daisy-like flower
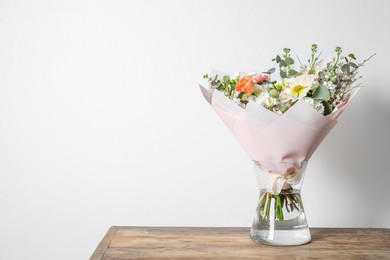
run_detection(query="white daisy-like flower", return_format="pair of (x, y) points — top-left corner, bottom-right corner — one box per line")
(284, 74), (318, 99)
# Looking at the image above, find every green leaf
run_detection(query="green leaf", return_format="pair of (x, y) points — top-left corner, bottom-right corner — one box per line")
(322, 101), (333, 116)
(276, 55), (281, 63)
(318, 71), (325, 78)
(280, 103), (289, 113)
(210, 79), (220, 87)
(285, 57), (295, 65)
(240, 94), (248, 102)
(348, 53), (356, 60)
(280, 70), (287, 78)
(279, 60), (287, 67)
(276, 195), (284, 221)
(289, 69), (298, 76)
(349, 62), (358, 69)
(312, 85), (330, 101)
(341, 64), (350, 74)
(203, 74), (209, 79)
(267, 67), (276, 74)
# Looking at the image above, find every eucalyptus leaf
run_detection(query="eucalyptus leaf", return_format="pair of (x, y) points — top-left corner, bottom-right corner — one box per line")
(276, 55), (281, 63)
(289, 69), (298, 76)
(285, 57), (294, 65)
(312, 85), (330, 101)
(280, 70), (287, 78)
(322, 101), (333, 116)
(341, 64), (350, 74)
(348, 53), (356, 60)
(267, 67), (276, 74)
(349, 62), (358, 69)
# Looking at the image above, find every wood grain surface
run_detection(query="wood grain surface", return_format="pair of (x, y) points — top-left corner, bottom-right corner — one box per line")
(90, 226), (390, 259)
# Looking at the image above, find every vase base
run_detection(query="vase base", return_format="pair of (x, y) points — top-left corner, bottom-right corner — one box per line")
(250, 228), (311, 246)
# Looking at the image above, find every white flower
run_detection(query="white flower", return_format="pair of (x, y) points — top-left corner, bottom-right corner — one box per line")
(284, 74), (318, 99)
(262, 96), (276, 108)
(323, 81), (337, 95)
(303, 97), (325, 114)
(268, 89), (279, 97)
(256, 92), (276, 108)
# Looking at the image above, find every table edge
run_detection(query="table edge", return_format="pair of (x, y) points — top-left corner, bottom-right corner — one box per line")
(90, 226), (119, 260)
(89, 226), (390, 260)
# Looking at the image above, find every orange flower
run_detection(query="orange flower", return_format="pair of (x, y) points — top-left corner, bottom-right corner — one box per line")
(236, 76), (254, 95)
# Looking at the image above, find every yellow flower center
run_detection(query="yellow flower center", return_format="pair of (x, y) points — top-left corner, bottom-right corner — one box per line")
(291, 85), (304, 96)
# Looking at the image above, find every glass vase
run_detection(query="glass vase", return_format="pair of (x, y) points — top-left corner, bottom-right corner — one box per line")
(250, 161), (311, 246)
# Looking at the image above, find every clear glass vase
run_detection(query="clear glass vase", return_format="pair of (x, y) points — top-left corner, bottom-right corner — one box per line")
(250, 161), (311, 246)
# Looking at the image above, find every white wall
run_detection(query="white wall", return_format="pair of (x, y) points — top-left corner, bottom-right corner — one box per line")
(1, 0), (389, 259)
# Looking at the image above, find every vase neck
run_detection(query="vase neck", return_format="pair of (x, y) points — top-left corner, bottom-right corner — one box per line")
(253, 161), (308, 195)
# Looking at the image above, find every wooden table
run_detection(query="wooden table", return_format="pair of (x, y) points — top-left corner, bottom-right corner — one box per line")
(90, 226), (390, 259)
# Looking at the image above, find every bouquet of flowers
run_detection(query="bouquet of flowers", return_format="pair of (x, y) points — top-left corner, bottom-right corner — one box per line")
(203, 44), (373, 116)
(200, 45), (374, 245)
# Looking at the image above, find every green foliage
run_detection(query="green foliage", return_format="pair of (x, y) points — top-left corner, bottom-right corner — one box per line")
(273, 48), (296, 78)
(204, 44), (375, 117)
(348, 53), (356, 60)
(204, 74), (236, 99)
(341, 64), (351, 75)
(258, 188), (303, 221)
(322, 101), (333, 116)
(308, 43), (321, 74)
(335, 46), (342, 55)
(267, 67), (276, 74)
(350, 62), (358, 69)
(312, 85), (330, 101)
(289, 69), (298, 76)
(285, 57), (294, 65)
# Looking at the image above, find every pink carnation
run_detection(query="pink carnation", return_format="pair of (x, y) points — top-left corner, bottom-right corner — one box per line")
(262, 74), (270, 82)
(252, 74), (270, 84)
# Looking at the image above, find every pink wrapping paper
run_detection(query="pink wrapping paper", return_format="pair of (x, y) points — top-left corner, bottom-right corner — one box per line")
(200, 71), (357, 193)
